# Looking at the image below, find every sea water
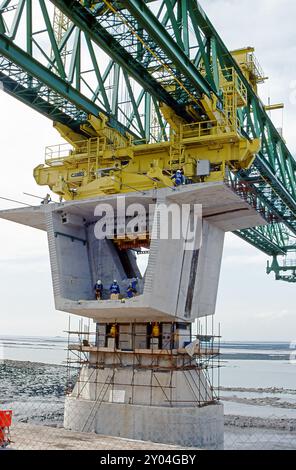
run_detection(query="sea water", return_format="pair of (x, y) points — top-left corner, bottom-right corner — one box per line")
(1, 336), (295, 390)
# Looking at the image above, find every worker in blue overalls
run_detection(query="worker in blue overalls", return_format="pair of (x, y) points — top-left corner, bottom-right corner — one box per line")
(126, 282), (134, 299)
(131, 277), (138, 294)
(126, 277), (138, 299)
(110, 280), (120, 296)
(171, 169), (185, 186)
(94, 279), (103, 300)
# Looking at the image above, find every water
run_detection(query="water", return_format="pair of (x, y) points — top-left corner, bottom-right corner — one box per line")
(217, 341), (296, 422)
(1, 335), (296, 437)
(223, 400), (296, 419)
(221, 359), (296, 389)
(1, 336), (295, 390)
(220, 341), (292, 361)
(219, 341), (296, 389)
(0, 335), (68, 365)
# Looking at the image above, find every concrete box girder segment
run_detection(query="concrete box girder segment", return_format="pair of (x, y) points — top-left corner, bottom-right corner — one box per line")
(0, 182), (266, 323)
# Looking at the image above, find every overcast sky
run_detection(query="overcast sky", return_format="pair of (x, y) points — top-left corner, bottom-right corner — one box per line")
(0, 0), (295, 341)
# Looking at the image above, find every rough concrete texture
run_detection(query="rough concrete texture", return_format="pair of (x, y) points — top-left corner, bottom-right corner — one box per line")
(64, 398), (224, 450)
(45, 187), (226, 322)
(70, 363), (213, 406)
(0, 183), (265, 323)
(10, 423), (197, 450)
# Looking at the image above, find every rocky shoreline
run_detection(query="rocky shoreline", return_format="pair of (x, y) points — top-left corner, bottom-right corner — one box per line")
(225, 415), (296, 431)
(0, 360), (76, 427)
(220, 386), (296, 395)
(1, 359), (296, 449)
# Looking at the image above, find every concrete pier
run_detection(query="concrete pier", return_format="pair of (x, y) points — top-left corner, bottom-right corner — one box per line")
(0, 181), (266, 449)
(64, 398), (224, 450)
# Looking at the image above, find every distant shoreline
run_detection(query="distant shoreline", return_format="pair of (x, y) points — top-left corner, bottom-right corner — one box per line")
(220, 353), (291, 360)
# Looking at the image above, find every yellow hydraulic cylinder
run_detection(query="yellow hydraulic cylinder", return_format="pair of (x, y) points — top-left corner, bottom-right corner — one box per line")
(110, 324), (118, 338)
(152, 322), (160, 338)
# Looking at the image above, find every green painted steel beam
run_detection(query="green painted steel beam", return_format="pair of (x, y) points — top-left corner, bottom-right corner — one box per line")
(0, 32), (135, 136)
(122, 0), (214, 97)
(235, 228), (286, 257)
(0, 0), (171, 141)
(49, 0), (192, 119)
(0, 69), (85, 130)
(254, 154), (296, 217)
(266, 256), (296, 283)
(0, 32), (100, 115)
(189, 2), (296, 212)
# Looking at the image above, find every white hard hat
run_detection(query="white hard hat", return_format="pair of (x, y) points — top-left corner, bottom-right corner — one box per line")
(97, 280), (102, 285)
(113, 279), (117, 283)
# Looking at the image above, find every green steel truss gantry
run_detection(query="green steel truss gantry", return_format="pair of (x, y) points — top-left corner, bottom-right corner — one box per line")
(0, 0), (295, 281)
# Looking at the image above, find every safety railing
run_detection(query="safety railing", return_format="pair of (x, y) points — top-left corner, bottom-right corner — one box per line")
(181, 120), (237, 141)
(45, 138), (104, 165)
(246, 52), (265, 83)
(282, 259), (296, 267)
(45, 135), (132, 165)
(45, 142), (72, 163)
(225, 173), (277, 224)
(220, 67), (248, 108)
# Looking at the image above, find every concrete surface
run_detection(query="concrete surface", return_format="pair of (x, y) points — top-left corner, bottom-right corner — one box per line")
(69, 363), (214, 406)
(64, 398), (224, 450)
(10, 422), (196, 450)
(0, 182), (266, 323)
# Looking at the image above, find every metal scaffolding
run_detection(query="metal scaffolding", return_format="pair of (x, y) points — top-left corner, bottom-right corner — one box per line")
(65, 316), (221, 428)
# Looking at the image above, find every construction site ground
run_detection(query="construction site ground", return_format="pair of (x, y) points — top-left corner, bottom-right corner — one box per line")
(9, 423), (196, 450)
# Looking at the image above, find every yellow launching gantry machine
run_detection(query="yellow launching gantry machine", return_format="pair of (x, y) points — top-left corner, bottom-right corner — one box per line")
(0, 0), (295, 281)
(34, 54), (261, 200)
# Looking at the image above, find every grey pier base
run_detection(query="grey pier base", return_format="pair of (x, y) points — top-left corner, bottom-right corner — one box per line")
(64, 398), (224, 449)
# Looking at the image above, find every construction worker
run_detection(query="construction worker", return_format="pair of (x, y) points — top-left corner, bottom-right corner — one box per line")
(41, 193), (52, 204)
(126, 282), (134, 298)
(171, 169), (185, 186)
(131, 277), (138, 294)
(110, 280), (120, 294)
(126, 276), (138, 298)
(94, 279), (103, 300)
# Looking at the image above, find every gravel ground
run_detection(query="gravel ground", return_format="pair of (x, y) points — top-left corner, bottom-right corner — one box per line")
(222, 395), (296, 410)
(9, 423), (194, 450)
(224, 425), (296, 450)
(0, 360), (72, 427)
(1, 360), (296, 450)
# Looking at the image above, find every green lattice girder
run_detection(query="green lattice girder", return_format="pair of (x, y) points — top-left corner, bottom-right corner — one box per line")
(266, 256), (296, 283)
(0, 0), (173, 139)
(0, 0), (295, 267)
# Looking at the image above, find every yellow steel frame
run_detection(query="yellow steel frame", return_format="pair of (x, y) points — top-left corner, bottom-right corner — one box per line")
(34, 67), (260, 200)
